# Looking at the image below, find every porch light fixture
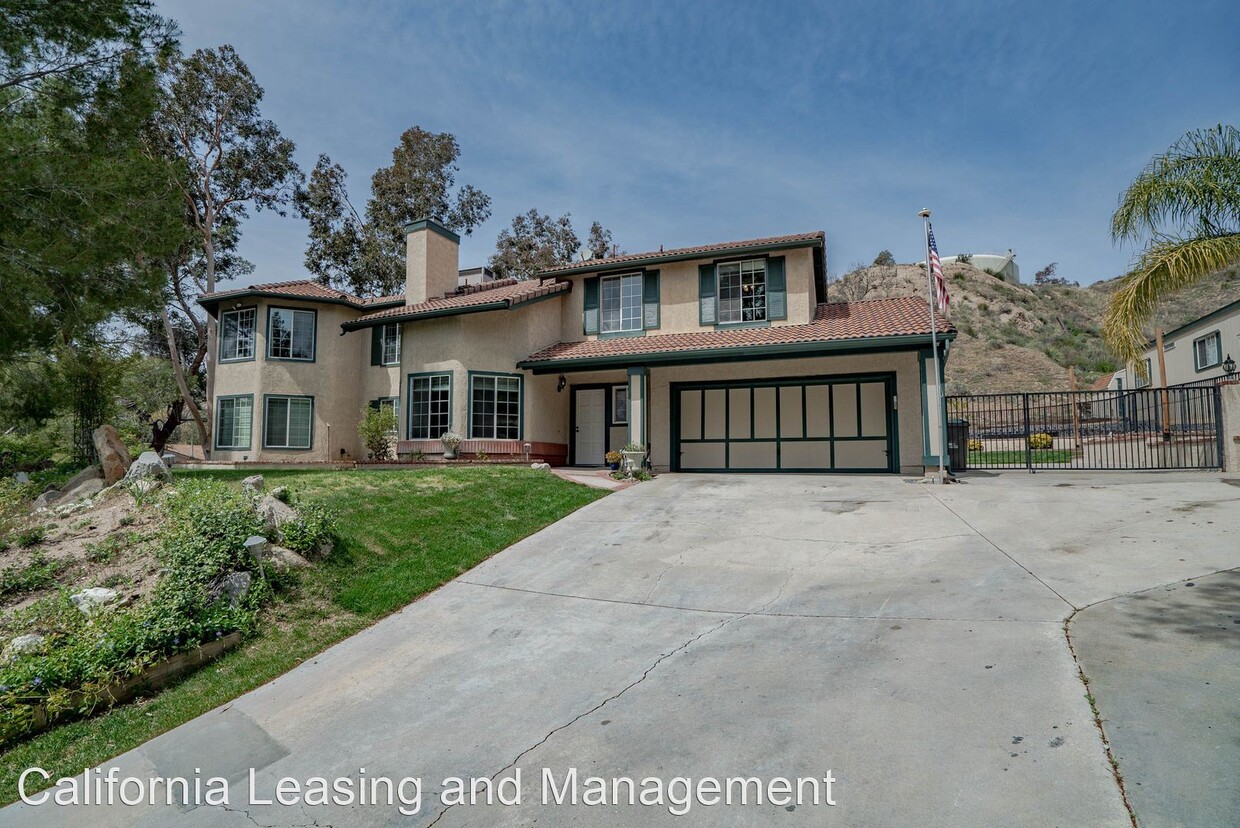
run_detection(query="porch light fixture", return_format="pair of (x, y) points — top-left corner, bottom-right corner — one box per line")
(557, 375), (567, 392)
(1225, 354), (1236, 376)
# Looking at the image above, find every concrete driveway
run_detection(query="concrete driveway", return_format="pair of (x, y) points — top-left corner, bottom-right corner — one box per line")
(7, 472), (1239, 827)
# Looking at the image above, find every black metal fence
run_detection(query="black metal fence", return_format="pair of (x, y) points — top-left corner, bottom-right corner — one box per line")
(945, 387), (1222, 471)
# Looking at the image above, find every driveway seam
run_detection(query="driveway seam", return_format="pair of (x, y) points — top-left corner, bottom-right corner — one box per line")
(920, 488), (1078, 611)
(457, 580), (1057, 624)
(1074, 564), (1240, 613)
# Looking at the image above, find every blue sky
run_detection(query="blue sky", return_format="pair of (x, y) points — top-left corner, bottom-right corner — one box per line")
(156, 0), (1239, 289)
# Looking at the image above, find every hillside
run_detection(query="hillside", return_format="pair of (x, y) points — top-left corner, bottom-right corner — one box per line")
(829, 262), (1240, 394)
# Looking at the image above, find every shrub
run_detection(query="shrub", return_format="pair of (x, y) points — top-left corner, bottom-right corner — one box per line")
(0, 431), (57, 475)
(358, 406), (398, 461)
(967, 439), (983, 452)
(1028, 433), (1054, 450)
(956, 252), (973, 264)
(278, 499), (337, 557)
(0, 551), (66, 597)
(158, 480), (264, 583)
(15, 525), (46, 548)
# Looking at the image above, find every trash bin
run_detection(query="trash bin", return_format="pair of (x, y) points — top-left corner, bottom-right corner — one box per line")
(946, 418), (970, 472)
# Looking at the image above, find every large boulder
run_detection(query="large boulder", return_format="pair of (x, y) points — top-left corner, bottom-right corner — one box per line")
(59, 476), (104, 503)
(61, 465), (102, 492)
(70, 587), (119, 616)
(241, 474), (265, 494)
(92, 425), (131, 485)
(123, 451), (173, 486)
(33, 490), (62, 510)
(257, 493), (299, 534)
(265, 544), (311, 571)
(4, 633), (46, 657)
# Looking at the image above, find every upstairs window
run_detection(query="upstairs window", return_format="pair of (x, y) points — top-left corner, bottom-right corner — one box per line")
(372, 323), (400, 365)
(267, 307), (316, 361)
(1194, 331), (1221, 370)
(219, 308), (256, 362)
(717, 259), (767, 323)
(600, 273), (643, 333)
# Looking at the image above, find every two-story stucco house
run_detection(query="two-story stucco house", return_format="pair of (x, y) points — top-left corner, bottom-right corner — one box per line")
(199, 219), (954, 474)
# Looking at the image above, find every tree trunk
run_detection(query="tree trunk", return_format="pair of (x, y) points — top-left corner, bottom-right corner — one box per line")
(163, 308), (209, 447)
(149, 399), (185, 455)
(202, 220), (216, 455)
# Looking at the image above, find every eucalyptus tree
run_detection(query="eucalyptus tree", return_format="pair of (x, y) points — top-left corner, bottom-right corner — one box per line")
(1104, 124), (1240, 365)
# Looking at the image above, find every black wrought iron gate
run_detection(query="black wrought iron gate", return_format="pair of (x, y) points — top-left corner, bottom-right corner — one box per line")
(945, 387), (1223, 471)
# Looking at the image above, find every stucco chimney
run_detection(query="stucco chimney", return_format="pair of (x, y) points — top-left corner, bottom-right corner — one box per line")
(404, 218), (460, 305)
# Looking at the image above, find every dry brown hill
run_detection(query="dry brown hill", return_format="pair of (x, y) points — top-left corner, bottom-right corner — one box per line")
(829, 261), (1240, 394)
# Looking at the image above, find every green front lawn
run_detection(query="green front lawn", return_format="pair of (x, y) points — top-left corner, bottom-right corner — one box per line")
(0, 466), (606, 803)
(969, 449), (1076, 465)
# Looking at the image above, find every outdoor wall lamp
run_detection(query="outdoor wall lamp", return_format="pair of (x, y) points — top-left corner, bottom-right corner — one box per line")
(1224, 354), (1236, 376)
(557, 375), (567, 392)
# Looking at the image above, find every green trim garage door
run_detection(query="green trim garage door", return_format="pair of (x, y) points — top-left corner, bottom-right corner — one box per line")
(671, 373), (897, 473)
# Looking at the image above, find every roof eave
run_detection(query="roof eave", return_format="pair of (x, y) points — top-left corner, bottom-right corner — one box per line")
(518, 331), (953, 374)
(341, 301), (510, 331)
(198, 290), (403, 316)
(537, 235), (825, 279)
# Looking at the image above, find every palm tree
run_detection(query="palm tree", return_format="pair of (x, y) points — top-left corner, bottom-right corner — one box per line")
(1104, 124), (1240, 366)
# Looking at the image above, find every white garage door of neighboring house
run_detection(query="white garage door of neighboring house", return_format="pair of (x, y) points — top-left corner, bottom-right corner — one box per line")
(672, 375), (896, 473)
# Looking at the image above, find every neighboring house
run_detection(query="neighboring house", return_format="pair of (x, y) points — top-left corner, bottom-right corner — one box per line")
(1109, 298), (1240, 390)
(199, 219), (954, 474)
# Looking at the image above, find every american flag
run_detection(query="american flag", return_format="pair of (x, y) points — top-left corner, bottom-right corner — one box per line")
(927, 223), (949, 311)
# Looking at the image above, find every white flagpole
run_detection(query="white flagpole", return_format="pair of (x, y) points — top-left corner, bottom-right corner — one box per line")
(919, 208), (946, 481)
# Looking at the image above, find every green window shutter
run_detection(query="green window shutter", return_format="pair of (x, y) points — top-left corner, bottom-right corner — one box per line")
(369, 399), (381, 411)
(698, 264), (717, 325)
(767, 256), (787, 320)
(583, 277), (600, 335)
(370, 326), (383, 365)
(642, 270), (660, 329)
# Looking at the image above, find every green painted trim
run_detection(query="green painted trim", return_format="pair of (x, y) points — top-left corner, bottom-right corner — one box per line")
(918, 349), (931, 460)
(261, 394), (315, 450)
(402, 217), (460, 243)
(519, 332), (954, 373)
(213, 394), (254, 451)
(199, 292), (403, 314)
(541, 236), (823, 279)
(643, 269), (661, 331)
(1192, 330), (1223, 372)
(466, 370), (524, 440)
(923, 454), (946, 466)
(341, 301), (509, 331)
(405, 371), (453, 440)
(217, 306), (258, 364)
(626, 366), (649, 449)
(713, 320), (771, 331)
(265, 306), (318, 363)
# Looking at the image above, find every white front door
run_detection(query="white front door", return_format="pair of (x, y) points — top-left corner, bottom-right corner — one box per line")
(574, 388), (607, 465)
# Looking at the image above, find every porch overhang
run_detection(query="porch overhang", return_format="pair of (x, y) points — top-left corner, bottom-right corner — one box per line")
(517, 333), (953, 374)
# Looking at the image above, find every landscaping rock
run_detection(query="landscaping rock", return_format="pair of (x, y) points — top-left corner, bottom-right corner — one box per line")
(4, 633), (46, 657)
(241, 474), (265, 494)
(268, 485), (290, 503)
(59, 476), (104, 503)
(209, 572), (252, 607)
(264, 544), (311, 571)
(123, 451), (173, 486)
(33, 490), (62, 510)
(92, 425), (131, 485)
(257, 493), (299, 534)
(13, 471), (29, 484)
(70, 587), (119, 616)
(61, 464), (102, 493)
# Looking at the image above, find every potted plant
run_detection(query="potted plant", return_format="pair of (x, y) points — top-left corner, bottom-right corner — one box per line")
(440, 429), (462, 460)
(621, 442), (645, 473)
(605, 450), (622, 470)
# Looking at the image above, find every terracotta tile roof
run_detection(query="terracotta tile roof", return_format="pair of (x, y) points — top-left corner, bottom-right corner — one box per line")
(199, 279), (404, 310)
(520, 296), (953, 366)
(1089, 372), (1115, 390)
(343, 278), (570, 329)
(538, 231), (826, 276)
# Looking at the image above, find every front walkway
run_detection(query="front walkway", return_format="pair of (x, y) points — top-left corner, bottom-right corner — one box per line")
(7, 472), (1238, 826)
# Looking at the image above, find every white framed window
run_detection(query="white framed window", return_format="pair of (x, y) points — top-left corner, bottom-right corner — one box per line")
(219, 308), (256, 362)
(408, 374), (452, 439)
(717, 259), (767, 323)
(470, 374), (521, 440)
(215, 396), (253, 449)
(612, 385), (628, 424)
(264, 395), (313, 449)
(1193, 331), (1221, 370)
(600, 273), (643, 333)
(1134, 358), (1152, 388)
(381, 323), (400, 365)
(267, 307), (316, 361)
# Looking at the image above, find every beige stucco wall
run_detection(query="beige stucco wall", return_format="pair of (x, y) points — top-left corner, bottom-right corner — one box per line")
(406, 226), (461, 305)
(556, 245), (819, 342)
(211, 300), (365, 462)
(646, 351), (925, 473)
